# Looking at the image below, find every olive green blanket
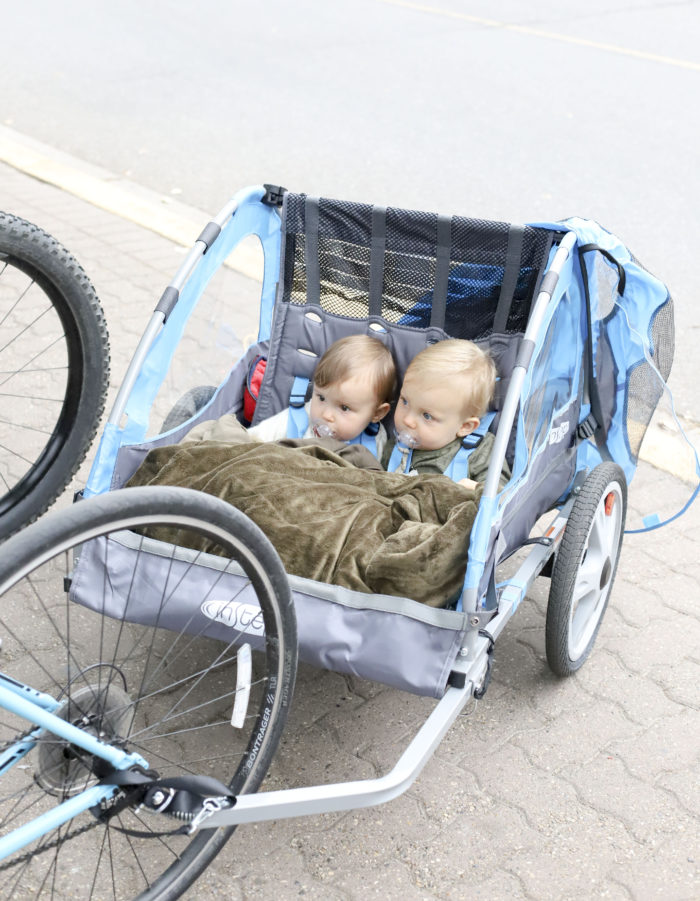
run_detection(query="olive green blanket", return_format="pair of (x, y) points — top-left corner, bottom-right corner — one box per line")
(126, 440), (481, 607)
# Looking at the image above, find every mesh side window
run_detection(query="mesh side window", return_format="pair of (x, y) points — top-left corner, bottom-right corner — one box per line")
(448, 217), (508, 338)
(442, 261), (503, 338)
(591, 257), (622, 435)
(524, 317), (556, 451)
(626, 360), (663, 460)
(627, 250), (674, 382)
(624, 297), (675, 462)
(451, 216), (510, 264)
(504, 228), (555, 334)
(522, 299), (578, 464)
(595, 254), (619, 319)
(506, 264), (547, 332)
(649, 295), (674, 381)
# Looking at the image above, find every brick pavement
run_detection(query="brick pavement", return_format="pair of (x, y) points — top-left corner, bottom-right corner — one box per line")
(0, 159), (697, 900)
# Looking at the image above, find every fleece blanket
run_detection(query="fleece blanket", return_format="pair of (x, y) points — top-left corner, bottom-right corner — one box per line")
(126, 440), (481, 608)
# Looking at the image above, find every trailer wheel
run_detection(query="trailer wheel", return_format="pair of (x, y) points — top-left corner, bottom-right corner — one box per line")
(160, 384), (217, 433)
(546, 463), (627, 677)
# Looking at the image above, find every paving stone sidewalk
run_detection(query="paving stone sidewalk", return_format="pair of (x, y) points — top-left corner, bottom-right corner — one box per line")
(1, 161), (698, 900)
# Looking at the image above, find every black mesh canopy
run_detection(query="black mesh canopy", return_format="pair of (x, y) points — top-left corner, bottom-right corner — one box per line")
(280, 192), (560, 340)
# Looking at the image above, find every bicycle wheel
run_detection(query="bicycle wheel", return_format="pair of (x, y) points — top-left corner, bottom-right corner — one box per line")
(0, 212), (110, 537)
(0, 486), (297, 899)
(545, 463), (627, 677)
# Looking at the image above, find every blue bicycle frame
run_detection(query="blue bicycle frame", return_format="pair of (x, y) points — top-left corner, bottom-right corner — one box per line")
(0, 675), (147, 860)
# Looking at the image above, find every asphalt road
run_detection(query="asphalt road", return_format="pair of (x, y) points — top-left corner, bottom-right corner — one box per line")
(3, 0), (699, 422)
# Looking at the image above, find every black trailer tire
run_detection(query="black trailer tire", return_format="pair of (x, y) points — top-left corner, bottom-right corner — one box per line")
(546, 463), (627, 677)
(160, 385), (217, 434)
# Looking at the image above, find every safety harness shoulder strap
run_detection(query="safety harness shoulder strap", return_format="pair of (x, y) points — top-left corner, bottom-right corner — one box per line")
(349, 421), (380, 452)
(285, 376), (380, 455)
(387, 411), (496, 478)
(287, 376), (311, 439)
(444, 411), (497, 481)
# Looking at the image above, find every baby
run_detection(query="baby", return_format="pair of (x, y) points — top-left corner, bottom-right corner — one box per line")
(381, 338), (509, 489)
(184, 335), (396, 457)
(250, 334), (395, 455)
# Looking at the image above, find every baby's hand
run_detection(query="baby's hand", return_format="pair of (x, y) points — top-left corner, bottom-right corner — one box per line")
(458, 477), (478, 490)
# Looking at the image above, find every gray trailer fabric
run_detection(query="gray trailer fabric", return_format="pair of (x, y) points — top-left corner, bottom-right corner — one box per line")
(70, 530), (470, 699)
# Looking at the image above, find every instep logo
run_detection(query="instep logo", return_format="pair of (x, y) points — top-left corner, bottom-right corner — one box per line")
(549, 421), (570, 445)
(201, 599), (265, 635)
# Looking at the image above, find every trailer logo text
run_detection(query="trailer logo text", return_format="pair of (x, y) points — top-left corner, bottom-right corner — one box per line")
(201, 599), (265, 635)
(549, 421), (570, 446)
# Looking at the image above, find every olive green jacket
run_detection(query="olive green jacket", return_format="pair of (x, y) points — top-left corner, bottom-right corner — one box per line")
(380, 432), (511, 490)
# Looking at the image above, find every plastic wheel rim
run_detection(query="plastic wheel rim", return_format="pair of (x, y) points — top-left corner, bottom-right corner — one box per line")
(568, 482), (624, 660)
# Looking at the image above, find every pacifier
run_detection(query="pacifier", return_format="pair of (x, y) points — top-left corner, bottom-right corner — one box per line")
(311, 420), (338, 440)
(395, 429), (420, 449)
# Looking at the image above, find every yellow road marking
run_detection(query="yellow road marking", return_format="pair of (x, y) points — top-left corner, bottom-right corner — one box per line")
(379, 0), (700, 72)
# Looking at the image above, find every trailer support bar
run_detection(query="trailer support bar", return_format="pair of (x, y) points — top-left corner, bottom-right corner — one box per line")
(204, 672), (477, 827)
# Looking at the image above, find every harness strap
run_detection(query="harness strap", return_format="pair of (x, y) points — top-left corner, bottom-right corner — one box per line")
(287, 376), (310, 438)
(386, 411), (496, 479)
(429, 214), (452, 330)
(493, 225), (525, 334)
(369, 206), (386, 318)
(444, 411), (496, 481)
(285, 376), (380, 455)
(387, 443), (413, 473)
(351, 421), (380, 452)
(305, 197), (321, 306)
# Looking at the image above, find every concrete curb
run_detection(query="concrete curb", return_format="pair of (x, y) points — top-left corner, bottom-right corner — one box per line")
(1, 124), (697, 490)
(0, 124), (264, 282)
(638, 409), (700, 486)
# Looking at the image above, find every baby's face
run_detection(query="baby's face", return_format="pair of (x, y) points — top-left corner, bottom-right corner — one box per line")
(309, 375), (386, 442)
(394, 376), (478, 451)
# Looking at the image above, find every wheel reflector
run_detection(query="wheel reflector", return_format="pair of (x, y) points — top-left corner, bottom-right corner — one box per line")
(231, 643), (252, 728)
(604, 492), (616, 516)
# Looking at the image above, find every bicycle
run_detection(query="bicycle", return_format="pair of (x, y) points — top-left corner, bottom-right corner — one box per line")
(0, 485), (297, 899)
(0, 212), (110, 537)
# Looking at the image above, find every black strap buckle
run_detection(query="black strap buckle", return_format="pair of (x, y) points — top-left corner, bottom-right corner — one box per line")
(576, 413), (597, 441)
(460, 433), (483, 450)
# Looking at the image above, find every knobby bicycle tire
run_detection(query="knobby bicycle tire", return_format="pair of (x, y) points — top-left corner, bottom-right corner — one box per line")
(0, 486), (297, 899)
(0, 212), (110, 537)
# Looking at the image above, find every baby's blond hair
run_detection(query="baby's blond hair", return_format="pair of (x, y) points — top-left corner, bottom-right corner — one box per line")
(313, 335), (396, 404)
(404, 339), (495, 419)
